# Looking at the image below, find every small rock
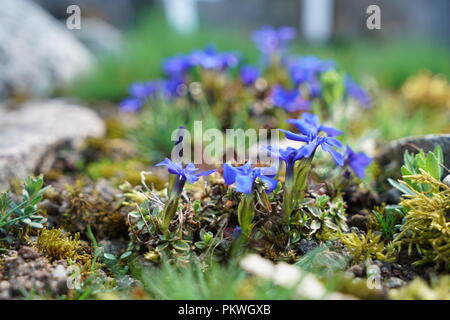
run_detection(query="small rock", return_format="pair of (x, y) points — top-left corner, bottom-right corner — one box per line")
(297, 239), (318, 255)
(18, 246), (40, 260)
(348, 264), (365, 277)
(378, 134), (450, 173)
(443, 174), (450, 187)
(386, 277), (406, 288)
(347, 214), (369, 232)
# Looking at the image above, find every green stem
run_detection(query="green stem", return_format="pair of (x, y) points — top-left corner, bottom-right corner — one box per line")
(237, 193), (255, 239)
(160, 194), (181, 232)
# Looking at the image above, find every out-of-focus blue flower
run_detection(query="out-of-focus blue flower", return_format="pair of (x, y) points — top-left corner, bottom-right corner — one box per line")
(189, 46), (239, 71)
(119, 81), (160, 112)
(287, 56), (335, 98)
(240, 65), (260, 86)
(344, 146), (372, 178)
(162, 55), (192, 78)
(271, 85), (311, 113)
(252, 26), (296, 57)
(119, 97), (143, 112)
(279, 113), (344, 166)
(223, 162), (278, 195)
(156, 158), (216, 194)
(286, 113), (343, 140)
(129, 81), (159, 98)
(162, 77), (184, 98)
(345, 75), (372, 108)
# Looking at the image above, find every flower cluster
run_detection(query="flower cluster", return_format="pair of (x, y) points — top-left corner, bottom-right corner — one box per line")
(120, 25), (371, 119)
(252, 25), (296, 59)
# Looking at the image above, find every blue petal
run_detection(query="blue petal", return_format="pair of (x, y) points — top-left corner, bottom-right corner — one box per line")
(155, 158), (183, 175)
(185, 173), (200, 184)
(223, 163), (238, 185)
(286, 119), (317, 137)
(196, 169), (217, 177)
(235, 174), (254, 194)
(322, 144), (344, 166)
(325, 137), (343, 149)
(279, 129), (310, 142)
(319, 126), (343, 137)
(259, 176), (278, 194)
(302, 113), (320, 127)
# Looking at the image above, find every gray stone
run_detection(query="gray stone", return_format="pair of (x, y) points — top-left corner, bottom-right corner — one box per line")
(0, 0), (93, 99)
(0, 100), (105, 191)
(72, 18), (124, 56)
(444, 174), (450, 187)
(377, 134), (450, 174)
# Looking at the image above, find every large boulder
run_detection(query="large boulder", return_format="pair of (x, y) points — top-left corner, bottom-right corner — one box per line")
(0, 0), (93, 99)
(0, 100), (105, 191)
(377, 134), (450, 174)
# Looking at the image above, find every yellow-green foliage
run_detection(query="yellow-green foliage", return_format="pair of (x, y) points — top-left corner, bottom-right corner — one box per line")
(390, 275), (450, 300)
(36, 228), (85, 262)
(394, 170), (450, 269)
(339, 230), (388, 263)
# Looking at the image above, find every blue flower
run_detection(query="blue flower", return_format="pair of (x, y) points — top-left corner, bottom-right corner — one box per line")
(161, 77), (184, 98)
(271, 85), (311, 113)
(279, 113), (344, 165)
(266, 146), (307, 180)
(129, 82), (157, 98)
(345, 75), (372, 108)
(223, 162), (278, 195)
(162, 55), (192, 78)
(119, 81), (161, 112)
(252, 26), (296, 57)
(156, 158), (216, 194)
(189, 46), (239, 71)
(119, 97), (143, 112)
(286, 113), (343, 139)
(344, 146), (372, 178)
(240, 65), (260, 86)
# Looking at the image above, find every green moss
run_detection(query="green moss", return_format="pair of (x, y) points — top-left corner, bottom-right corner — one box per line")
(339, 230), (389, 263)
(35, 228), (89, 264)
(394, 171), (450, 269)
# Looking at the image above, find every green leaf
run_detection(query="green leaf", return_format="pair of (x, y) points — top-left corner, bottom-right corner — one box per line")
(173, 240), (191, 251)
(156, 242), (169, 252)
(104, 253), (116, 260)
(29, 222), (44, 229)
(119, 251), (132, 260)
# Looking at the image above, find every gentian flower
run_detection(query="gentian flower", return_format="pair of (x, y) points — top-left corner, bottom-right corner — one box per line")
(240, 65), (260, 86)
(223, 162), (278, 195)
(344, 146), (372, 179)
(156, 158), (216, 194)
(345, 75), (372, 108)
(119, 97), (143, 112)
(223, 162), (278, 239)
(252, 26), (296, 58)
(270, 85), (311, 113)
(161, 77), (185, 99)
(162, 55), (192, 78)
(266, 146), (306, 178)
(288, 56), (335, 77)
(189, 46), (239, 71)
(119, 81), (160, 112)
(286, 113), (343, 139)
(279, 113), (344, 166)
(156, 158), (216, 232)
